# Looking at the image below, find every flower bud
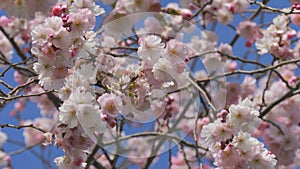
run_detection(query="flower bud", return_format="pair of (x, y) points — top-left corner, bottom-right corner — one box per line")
(180, 9), (192, 19)
(52, 6), (62, 16)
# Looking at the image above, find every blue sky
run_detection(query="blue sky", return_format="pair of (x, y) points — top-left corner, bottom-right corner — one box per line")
(0, 1), (299, 169)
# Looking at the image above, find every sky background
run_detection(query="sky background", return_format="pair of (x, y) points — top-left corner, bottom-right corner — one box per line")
(0, 0), (299, 169)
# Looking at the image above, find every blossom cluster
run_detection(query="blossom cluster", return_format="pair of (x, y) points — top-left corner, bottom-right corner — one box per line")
(201, 98), (277, 168)
(256, 14), (295, 59)
(31, 0), (102, 90)
(0, 0), (300, 169)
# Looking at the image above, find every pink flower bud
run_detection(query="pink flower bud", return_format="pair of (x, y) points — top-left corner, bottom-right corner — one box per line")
(126, 39), (133, 45)
(0, 16), (9, 27)
(9, 111), (17, 117)
(165, 105), (173, 112)
(61, 5), (67, 13)
(4, 155), (11, 163)
(73, 158), (83, 167)
(228, 4), (234, 13)
(291, 12), (300, 26)
(286, 30), (296, 39)
(52, 6), (62, 17)
(21, 33), (30, 43)
(101, 113), (116, 128)
(138, 37), (143, 45)
(184, 56), (190, 62)
(67, 20), (72, 24)
(245, 41), (252, 48)
(228, 61), (237, 72)
(257, 122), (270, 130)
(288, 76), (297, 85)
(14, 71), (27, 84)
(14, 101), (24, 111)
(66, 26), (71, 32)
(180, 9), (192, 19)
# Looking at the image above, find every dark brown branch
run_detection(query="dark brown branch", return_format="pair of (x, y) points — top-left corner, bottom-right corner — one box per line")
(0, 26), (27, 61)
(259, 81), (300, 118)
(230, 0), (270, 46)
(187, 0), (213, 21)
(247, 0), (300, 15)
(0, 123), (46, 133)
(0, 51), (36, 77)
(197, 58), (300, 83)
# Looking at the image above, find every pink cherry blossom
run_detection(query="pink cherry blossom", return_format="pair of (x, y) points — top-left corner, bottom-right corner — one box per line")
(5, 0), (55, 19)
(98, 93), (122, 117)
(1, 1), (300, 169)
(0, 131), (7, 148)
(216, 7), (233, 25)
(138, 35), (165, 63)
(0, 32), (13, 68)
(237, 21), (262, 44)
(68, 8), (96, 37)
(291, 11), (300, 25)
(23, 118), (55, 146)
(229, 0), (250, 13)
(0, 151), (9, 167)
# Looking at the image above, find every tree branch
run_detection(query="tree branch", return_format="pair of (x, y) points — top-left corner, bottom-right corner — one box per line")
(0, 26), (27, 61)
(0, 123), (46, 133)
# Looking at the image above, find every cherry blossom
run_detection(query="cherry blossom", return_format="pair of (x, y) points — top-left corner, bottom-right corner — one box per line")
(3, 0), (54, 19)
(0, 131), (7, 148)
(0, 31), (13, 68)
(291, 10), (300, 25)
(138, 35), (165, 63)
(0, 0), (300, 169)
(23, 118), (55, 146)
(0, 151), (9, 167)
(237, 21), (262, 46)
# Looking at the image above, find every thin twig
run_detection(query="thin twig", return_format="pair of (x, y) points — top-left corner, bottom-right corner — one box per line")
(104, 132), (207, 151)
(259, 81), (300, 118)
(188, 76), (216, 112)
(0, 123), (46, 133)
(0, 26), (27, 61)
(187, 0), (213, 21)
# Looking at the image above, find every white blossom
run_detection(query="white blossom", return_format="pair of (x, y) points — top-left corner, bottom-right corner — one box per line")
(138, 35), (165, 63)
